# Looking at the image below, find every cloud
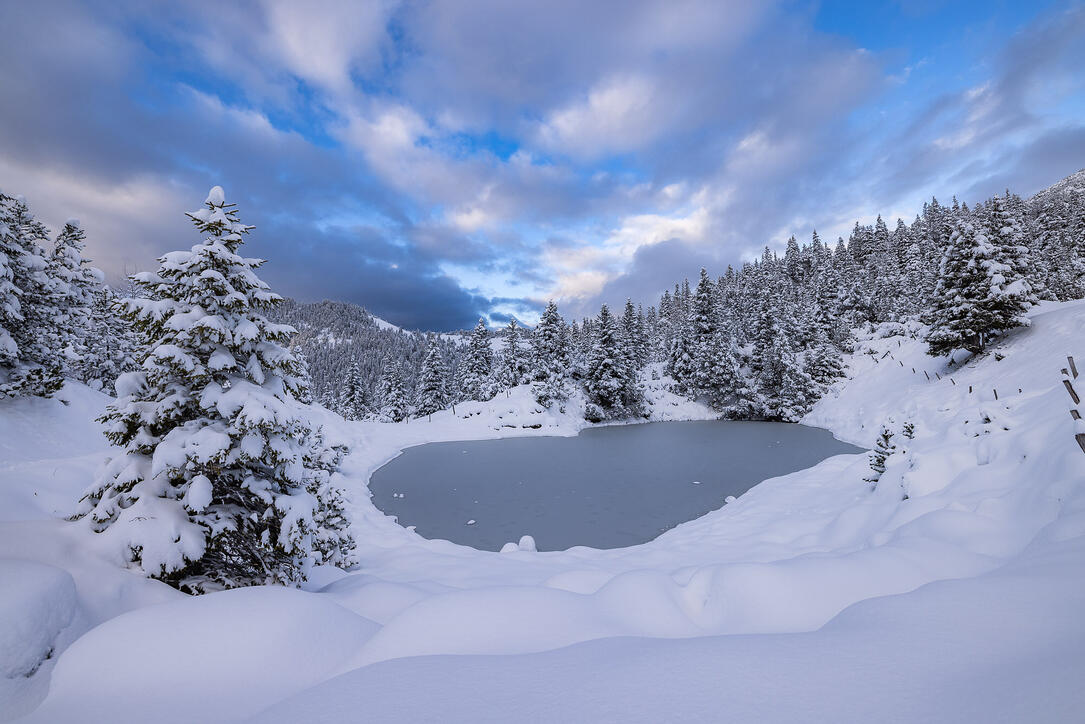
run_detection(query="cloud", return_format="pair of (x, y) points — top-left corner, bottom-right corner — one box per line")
(1, 0), (1082, 331)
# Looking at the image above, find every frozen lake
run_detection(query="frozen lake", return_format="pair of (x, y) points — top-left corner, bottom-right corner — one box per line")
(369, 420), (864, 552)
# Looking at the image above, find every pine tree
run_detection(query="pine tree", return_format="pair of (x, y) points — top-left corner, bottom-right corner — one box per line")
(804, 342), (846, 389)
(926, 218), (1030, 356)
(458, 318), (493, 401)
(338, 360), (368, 420)
(379, 360), (409, 422)
(583, 304), (642, 421)
(0, 194), (63, 397)
(499, 318), (528, 388)
(416, 338), (449, 417)
(864, 424), (896, 486)
(986, 194), (1038, 307)
(303, 427), (356, 568)
(49, 220), (104, 378)
(530, 301), (570, 407)
(84, 286), (138, 394)
(666, 314), (697, 392)
(73, 187), (353, 593)
(702, 328), (756, 416)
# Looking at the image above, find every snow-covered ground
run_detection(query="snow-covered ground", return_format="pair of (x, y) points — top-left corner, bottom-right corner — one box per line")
(2, 301), (1084, 722)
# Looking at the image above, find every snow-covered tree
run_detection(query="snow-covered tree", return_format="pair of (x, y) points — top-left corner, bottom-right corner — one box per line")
(926, 218), (1030, 357)
(379, 360), (409, 422)
(73, 187), (354, 593)
(583, 304), (643, 422)
(303, 427), (355, 568)
(498, 318), (528, 389)
(702, 328), (756, 416)
(49, 220), (105, 378)
(415, 338), (449, 417)
(83, 286), (138, 394)
(338, 360), (369, 420)
(530, 301), (570, 407)
(457, 318), (493, 402)
(0, 194), (63, 397)
(864, 424), (896, 486)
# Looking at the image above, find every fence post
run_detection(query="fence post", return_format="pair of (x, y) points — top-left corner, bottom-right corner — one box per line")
(1062, 365), (1085, 455)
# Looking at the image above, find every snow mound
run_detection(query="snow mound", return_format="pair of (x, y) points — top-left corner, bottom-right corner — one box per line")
(0, 560), (77, 679)
(25, 586), (380, 724)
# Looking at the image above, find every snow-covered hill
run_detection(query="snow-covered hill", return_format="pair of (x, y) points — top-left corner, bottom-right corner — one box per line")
(1030, 167), (1085, 203)
(2, 302), (1084, 722)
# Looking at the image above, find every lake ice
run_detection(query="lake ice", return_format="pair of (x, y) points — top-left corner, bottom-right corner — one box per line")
(369, 420), (863, 551)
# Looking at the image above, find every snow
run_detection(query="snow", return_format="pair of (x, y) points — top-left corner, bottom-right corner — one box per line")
(22, 587), (380, 724)
(0, 560), (78, 679)
(204, 185), (225, 206)
(2, 301), (1085, 721)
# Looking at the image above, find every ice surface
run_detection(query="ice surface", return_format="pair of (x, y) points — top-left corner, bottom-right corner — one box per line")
(368, 421), (861, 551)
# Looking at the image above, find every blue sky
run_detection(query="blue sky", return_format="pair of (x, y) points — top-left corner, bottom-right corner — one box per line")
(1, 0), (1083, 330)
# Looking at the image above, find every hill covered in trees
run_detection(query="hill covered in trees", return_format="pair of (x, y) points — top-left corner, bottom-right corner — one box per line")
(269, 169), (1085, 425)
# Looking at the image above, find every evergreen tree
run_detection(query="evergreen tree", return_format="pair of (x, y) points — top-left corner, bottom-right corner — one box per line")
(864, 424), (896, 486)
(530, 301), (570, 407)
(415, 338), (449, 417)
(303, 427), (356, 568)
(73, 187), (353, 593)
(666, 314), (697, 391)
(499, 318), (528, 388)
(583, 304), (642, 421)
(379, 360), (409, 422)
(702, 328), (756, 416)
(84, 286), (138, 394)
(49, 220), (104, 378)
(926, 218), (1030, 356)
(804, 342), (846, 389)
(458, 318), (493, 401)
(338, 360), (368, 420)
(0, 194), (63, 396)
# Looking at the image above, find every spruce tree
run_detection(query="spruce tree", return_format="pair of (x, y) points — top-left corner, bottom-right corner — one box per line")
(416, 338), (449, 417)
(73, 187), (353, 593)
(338, 360), (368, 420)
(49, 220), (104, 378)
(864, 425), (896, 486)
(666, 315), (697, 392)
(458, 318), (493, 401)
(530, 301), (570, 407)
(379, 360), (409, 421)
(499, 318), (528, 388)
(926, 218), (1030, 356)
(703, 328), (756, 416)
(584, 304), (641, 421)
(0, 193), (63, 397)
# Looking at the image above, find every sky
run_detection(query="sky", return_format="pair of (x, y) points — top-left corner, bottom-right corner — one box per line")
(1, 1), (1084, 331)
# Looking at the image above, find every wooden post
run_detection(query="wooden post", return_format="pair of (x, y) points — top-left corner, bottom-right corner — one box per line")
(950, 378), (956, 385)
(1064, 379), (1081, 405)
(923, 371), (930, 381)
(935, 372), (941, 380)
(993, 389), (998, 400)
(899, 360), (904, 367)
(1069, 356), (1079, 379)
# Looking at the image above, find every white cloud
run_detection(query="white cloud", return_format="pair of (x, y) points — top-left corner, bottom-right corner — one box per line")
(536, 74), (664, 159)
